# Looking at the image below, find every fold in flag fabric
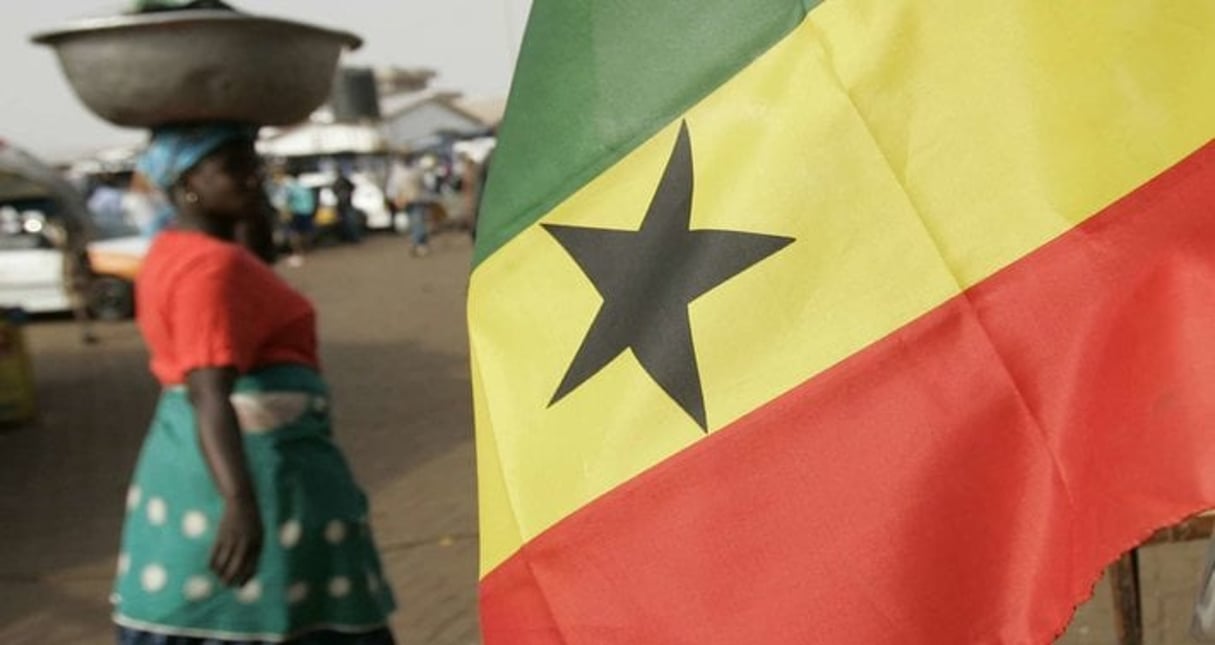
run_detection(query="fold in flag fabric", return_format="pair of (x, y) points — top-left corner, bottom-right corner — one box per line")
(468, 1), (1215, 642)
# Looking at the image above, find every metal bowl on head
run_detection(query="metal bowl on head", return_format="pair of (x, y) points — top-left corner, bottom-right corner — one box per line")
(32, 10), (362, 128)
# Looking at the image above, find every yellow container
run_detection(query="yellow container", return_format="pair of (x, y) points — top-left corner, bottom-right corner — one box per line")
(0, 310), (36, 427)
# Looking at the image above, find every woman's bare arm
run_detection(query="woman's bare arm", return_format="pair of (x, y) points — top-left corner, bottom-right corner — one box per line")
(185, 366), (264, 587)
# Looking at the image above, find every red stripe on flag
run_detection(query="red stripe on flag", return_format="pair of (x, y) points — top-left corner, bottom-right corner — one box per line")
(481, 140), (1215, 644)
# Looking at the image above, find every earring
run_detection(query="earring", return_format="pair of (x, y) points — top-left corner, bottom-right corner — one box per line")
(185, 192), (200, 204)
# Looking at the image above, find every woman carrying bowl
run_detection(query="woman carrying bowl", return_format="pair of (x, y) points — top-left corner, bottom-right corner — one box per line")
(113, 124), (396, 645)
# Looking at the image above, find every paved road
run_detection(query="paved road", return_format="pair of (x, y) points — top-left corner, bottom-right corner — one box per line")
(0, 233), (1208, 644)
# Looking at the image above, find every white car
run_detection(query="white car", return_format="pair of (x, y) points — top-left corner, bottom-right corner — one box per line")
(0, 142), (148, 319)
(0, 208), (149, 319)
(296, 171), (403, 233)
(0, 213), (66, 313)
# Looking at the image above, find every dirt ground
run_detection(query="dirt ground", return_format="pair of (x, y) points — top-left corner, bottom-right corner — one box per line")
(0, 233), (1208, 644)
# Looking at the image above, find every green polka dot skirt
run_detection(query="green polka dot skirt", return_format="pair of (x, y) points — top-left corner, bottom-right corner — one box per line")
(113, 366), (396, 641)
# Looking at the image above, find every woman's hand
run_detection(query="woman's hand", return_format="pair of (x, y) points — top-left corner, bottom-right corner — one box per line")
(211, 493), (264, 587)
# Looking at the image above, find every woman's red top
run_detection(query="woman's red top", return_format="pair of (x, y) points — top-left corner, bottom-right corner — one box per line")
(136, 230), (318, 386)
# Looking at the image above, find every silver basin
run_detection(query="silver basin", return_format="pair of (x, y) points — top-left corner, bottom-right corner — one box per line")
(32, 10), (362, 128)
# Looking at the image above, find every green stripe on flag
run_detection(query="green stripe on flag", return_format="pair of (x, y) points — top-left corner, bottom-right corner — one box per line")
(473, 0), (818, 266)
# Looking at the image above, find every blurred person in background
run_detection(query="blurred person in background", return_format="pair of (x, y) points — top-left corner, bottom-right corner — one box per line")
(88, 173), (127, 230)
(282, 170), (316, 267)
(455, 152), (479, 240)
(113, 124), (396, 645)
(332, 170), (361, 244)
(386, 155), (430, 257)
(123, 172), (174, 239)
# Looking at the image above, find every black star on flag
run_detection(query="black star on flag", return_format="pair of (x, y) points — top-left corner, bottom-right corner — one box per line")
(544, 122), (795, 430)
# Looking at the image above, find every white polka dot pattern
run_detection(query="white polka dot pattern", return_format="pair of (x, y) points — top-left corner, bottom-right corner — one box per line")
(236, 579), (262, 604)
(146, 497), (167, 526)
(280, 520), (302, 548)
(182, 511), (208, 538)
(141, 564), (167, 593)
(328, 576), (351, 598)
(117, 553), (130, 576)
(126, 486), (142, 512)
(288, 582), (310, 604)
(325, 520), (347, 544)
(184, 576), (213, 601)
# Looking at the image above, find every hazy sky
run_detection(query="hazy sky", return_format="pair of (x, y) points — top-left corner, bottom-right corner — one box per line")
(1, 0), (533, 160)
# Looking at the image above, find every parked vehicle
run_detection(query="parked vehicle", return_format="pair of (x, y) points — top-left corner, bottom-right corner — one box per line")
(84, 217), (149, 320)
(0, 206), (148, 319)
(0, 209), (67, 314)
(297, 171), (401, 233)
(0, 141), (148, 320)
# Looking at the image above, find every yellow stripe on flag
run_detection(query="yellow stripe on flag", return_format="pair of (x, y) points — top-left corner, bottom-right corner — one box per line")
(812, 0), (1215, 287)
(472, 341), (527, 572)
(472, 0), (1215, 575)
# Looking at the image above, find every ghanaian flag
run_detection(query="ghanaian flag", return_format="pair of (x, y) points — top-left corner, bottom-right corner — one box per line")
(469, 1), (1215, 642)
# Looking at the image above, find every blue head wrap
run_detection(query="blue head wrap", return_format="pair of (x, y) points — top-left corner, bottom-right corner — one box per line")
(135, 123), (258, 192)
